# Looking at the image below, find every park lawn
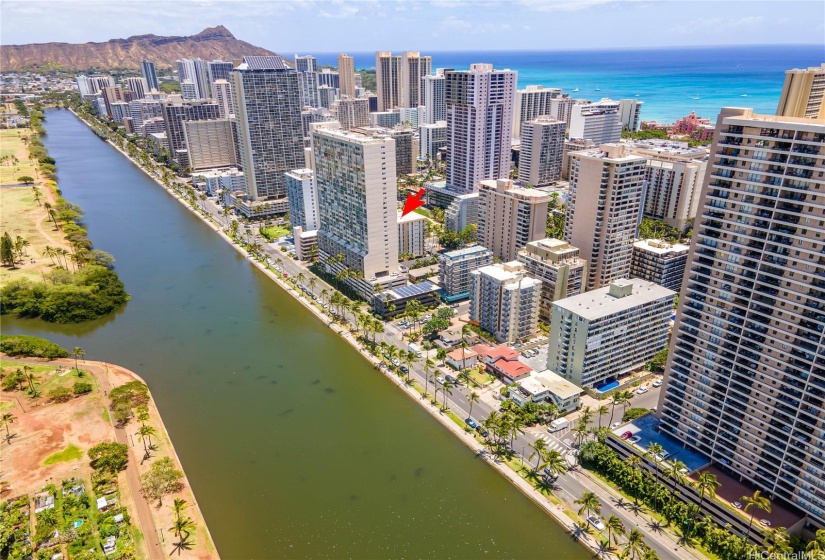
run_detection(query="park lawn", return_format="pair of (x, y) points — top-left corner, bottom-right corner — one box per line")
(261, 225), (290, 240)
(43, 443), (83, 465)
(0, 128), (40, 185)
(468, 368), (496, 387)
(413, 207), (431, 217)
(0, 184), (70, 285)
(37, 366), (94, 395)
(0, 360), (55, 374)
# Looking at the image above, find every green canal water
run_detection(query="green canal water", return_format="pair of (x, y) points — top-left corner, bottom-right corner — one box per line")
(3, 109), (588, 559)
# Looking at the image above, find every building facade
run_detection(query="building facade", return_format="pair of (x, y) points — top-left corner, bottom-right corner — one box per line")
(659, 108), (825, 528)
(183, 119), (238, 171)
(423, 70), (446, 125)
(337, 97), (370, 130)
(513, 85), (562, 139)
(161, 97), (222, 165)
(776, 64), (825, 120)
(518, 117), (565, 186)
(549, 279), (675, 388)
(397, 211), (426, 258)
(569, 99), (623, 145)
(295, 54), (320, 108)
(618, 99), (644, 132)
(212, 80), (232, 119)
(375, 51), (401, 112)
(338, 54), (356, 98)
(141, 61), (159, 91)
(400, 51), (431, 109)
(566, 144), (647, 291)
(470, 261), (542, 343)
(126, 77), (148, 100)
(630, 239), (690, 292)
(284, 168), (318, 231)
(438, 245), (494, 301)
(420, 120), (447, 160)
(477, 178), (549, 261)
(517, 238), (586, 323)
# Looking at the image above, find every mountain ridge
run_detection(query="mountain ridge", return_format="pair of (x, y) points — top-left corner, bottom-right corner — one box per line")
(1, 26), (276, 71)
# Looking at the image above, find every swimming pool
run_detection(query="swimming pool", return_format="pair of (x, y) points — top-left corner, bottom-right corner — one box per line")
(596, 379), (620, 392)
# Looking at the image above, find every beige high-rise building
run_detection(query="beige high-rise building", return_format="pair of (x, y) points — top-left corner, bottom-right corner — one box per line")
(183, 119), (238, 171)
(518, 117), (565, 186)
(566, 144), (646, 291)
(659, 108), (825, 529)
(375, 51), (401, 111)
(338, 54), (356, 98)
(477, 178), (549, 261)
(517, 238), (586, 322)
(776, 63), (825, 119)
(469, 261), (542, 344)
(337, 97), (370, 130)
(512, 85), (561, 139)
(401, 51), (431, 109)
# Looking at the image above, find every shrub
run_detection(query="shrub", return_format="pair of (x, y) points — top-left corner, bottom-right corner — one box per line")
(622, 407), (651, 422)
(88, 442), (128, 473)
(73, 381), (93, 395)
(0, 334), (69, 359)
(48, 386), (72, 403)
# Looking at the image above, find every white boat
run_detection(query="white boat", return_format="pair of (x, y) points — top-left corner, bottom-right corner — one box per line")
(572, 87), (579, 92)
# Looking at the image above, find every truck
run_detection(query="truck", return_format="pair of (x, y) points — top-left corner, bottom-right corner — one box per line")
(408, 343), (422, 357)
(548, 418), (569, 432)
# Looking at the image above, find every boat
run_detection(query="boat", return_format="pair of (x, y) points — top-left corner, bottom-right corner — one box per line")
(573, 87), (579, 92)
(690, 96), (700, 100)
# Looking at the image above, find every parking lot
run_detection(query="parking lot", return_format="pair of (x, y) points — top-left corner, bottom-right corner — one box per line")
(612, 414), (709, 473)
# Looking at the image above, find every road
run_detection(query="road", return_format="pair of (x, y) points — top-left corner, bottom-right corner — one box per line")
(193, 196), (697, 560)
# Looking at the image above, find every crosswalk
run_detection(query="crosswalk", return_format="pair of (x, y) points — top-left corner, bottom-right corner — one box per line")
(534, 433), (571, 454)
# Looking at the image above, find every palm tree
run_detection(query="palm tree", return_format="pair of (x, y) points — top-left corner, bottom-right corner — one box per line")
(320, 288), (329, 306)
(742, 490), (772, 550)
(644, 442), (666, 512)
(805, 529), (825, 559)
(23, 366), (36, 395)
(574, 490), (601, 519)
(467, 391), (479, 419)
(137, 424), (157, 455)
(688, 471), (720, 538)
(508, 414), (526, 450)
(608, 390), (629, 426)
(623, 527), (648, 559)
(592, 405), (609, 429)
(763, 527), (792, 556)
(296, 272), (306, 293)
(73, 346), (85, 371)
(441, 380), (453, 409)
(308, 277), (317, 298)
(626, 455), (644, 504)
(0, 413), (14, 443)
(528, 438), (549, 472)
(579, 405), (595, 426)
(170, 498), (189, 523)
(422, 358), (435, 397)
(605, 514), (625, 549)
(436, 347), (447, 366)
(544, 450), (568, 479)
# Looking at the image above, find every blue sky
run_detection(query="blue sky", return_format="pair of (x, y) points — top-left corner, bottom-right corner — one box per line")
(2, 0), (823, 52)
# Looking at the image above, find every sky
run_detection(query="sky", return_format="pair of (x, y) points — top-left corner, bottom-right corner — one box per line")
(1, 0), (823, 52)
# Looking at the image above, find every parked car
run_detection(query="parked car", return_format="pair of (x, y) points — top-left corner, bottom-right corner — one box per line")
(445, 375), (457, 384)
(731, 501), (743, 509)
(465, 418), (479, 429)
(542, 466), (559, 480)
(655, 451), (670, 461)
(636, 387), (649, 395)
(400, 366), (409, 373)
(436, 376), (445, 385)
(587, 516), (605, 531)
(480, 429), (489, 438)
(620, 431), (633, 440)
(652, 380), (663, 387)
(610, 422), (621, 429)
(629, 436), (642, 444)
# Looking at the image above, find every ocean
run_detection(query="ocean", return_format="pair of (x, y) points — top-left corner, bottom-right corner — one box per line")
(313, 45), (824, 124)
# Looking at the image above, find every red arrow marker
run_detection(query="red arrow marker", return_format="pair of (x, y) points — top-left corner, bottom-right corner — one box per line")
(401, 188), (426, 217)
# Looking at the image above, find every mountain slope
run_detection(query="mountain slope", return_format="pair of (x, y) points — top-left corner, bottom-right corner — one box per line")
(1, 26), (275, 71)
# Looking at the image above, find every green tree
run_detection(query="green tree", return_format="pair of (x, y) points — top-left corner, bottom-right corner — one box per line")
(141, 456), (184, 506)
(806, 529), (825, 559)
(623, 526), (648, 559)
(742, 490), (771, 551)
(689, 471), (720, 538)
(88, 442), (129, 473)
(574, 490), (601, 519)
(1, 232), (15, 267)
(0, 412), (15, 443)
(597, 404), (609, 428)
(137, 424), (157, 455)
(544, 449), (568, 479)
(467, 391), (479, 419)
(73, 346), (85, 370)
(528, 438), (548, 472)
(605, 514), (625, 548)
(17, 175), (34, 184)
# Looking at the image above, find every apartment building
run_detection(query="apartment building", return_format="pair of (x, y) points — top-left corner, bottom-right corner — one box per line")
(512, 85), (562, 139)
(141, 61), (159, 91)
(284, 168), (318, 231)
(375, 51), (401, 111)
(423, 70), (446, 124)
(212, 80), (232, 119)
(518, 117), (565, 186)
(420, 120), (447, 160)
(438, 245), (494, 301)
(295, 54), (320, 109)
(398, 211), (426, 259)
(400, 51), (431, 109)
(548, 279), (675, 388)
(776, 64), (825, 120)
(517, 238), (586, 322)
(183, 119), (238, 171)
(470, 261), (542, 343)
(659, 108), (825, 528)
(477, 178), (549, 261)
(125, 77), (148, 100)
(337, 97), (370, 130)
(191, 167), (245, 197)
(618, 99), (644, 132)
(630, 239), (690, 292)
(338, 54), (356, 98)
(161, 97), (221, 166)
(569, 99), (623, 145)
(566, 144), (647, 291)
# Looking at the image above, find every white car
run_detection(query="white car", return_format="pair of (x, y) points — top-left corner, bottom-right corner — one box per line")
(610, 422), (621, 429)
(436, 376), (445, 385)
(652, 380), (663, 387)
(587, 516), (606, 531)
(636, 387), (649, 395)
(629, 436), (642, 444)
(655, 451), (670, 462)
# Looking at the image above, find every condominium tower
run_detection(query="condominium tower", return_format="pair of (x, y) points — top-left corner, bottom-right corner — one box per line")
(207, 60), (234, 95)
(776, 64), (825, 120)
(212, 80), (232, 119)
(470, 261), (542, 344)
(517, 238), (586, 322)
(182, 119), (237, 171)
(566, 144), (647, 291)
(284, 168), (319, 231)
(231, 56), (305, 202)
(400, 51), (431, 109)
(375, 51), (401, 111)
(338, 54), (356, 98)
(176, 58), (210, 100)
(569, 99), (622, 145)
(125, 77), (148, 100)
(518, 117), (565, 186)
(477, 178), (549, 261)
(445, 64), (517, 192)
(659, 108), (825, 528)
(422, 70), (446, 124)
(438, 245), (494, 301)
(630, 239), (689, 292)
(513, 85), (562, 139)
(337, 97), (370, 130)
(141, 60), (159, 91)
(161, 97), (222, 166)
(295, 55), (320, 108)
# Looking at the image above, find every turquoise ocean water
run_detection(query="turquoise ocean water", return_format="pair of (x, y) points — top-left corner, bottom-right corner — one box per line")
(315, 45), (824, 123)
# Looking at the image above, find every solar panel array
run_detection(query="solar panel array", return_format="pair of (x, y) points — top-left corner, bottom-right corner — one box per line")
(242, 56), (289, 71)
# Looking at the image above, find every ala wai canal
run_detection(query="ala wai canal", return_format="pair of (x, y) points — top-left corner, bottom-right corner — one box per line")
(4, 109), (588, 559)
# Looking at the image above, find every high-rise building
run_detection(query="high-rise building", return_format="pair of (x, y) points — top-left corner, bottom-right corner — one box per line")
(207, 60), (234, 93)
(176, 58), (210, 100)
(76, 76), (93, 96)
(513, 85), (562, 139)
(551, 95), (581, 131)
(659, 108), (825, 528)
(183, 119), (238, 171)
(618, 99), (644, 132)
(420, 121), (447, 160)
(627, 141), (708, 230)
(212, 80), (233, 119)
(548, 279), (675, 388)
(318, 85), (337, 109)
(126, 77), (148, 100)
(101, 86), (126, 117)
(776, 63), (825, 120)
(338, 54), (356, 98)
(438, 245), (494, 301)
(312, 123), (403, 298)
(89, 75), (115, 95)
(518, 117), (565, 186)
(569, 99), (622, 145)
(375, 51), (401, 111)
(422, 69), (446, 124)
(517, 238), (586, 322)
(284, 168), (319, 231)
(470, 261), (542, 343)
(109, 102), (130, 123)
(630, 239), (689, 292)
(445, 64), (517, 192)
(231, 56), (305, 202)
(294, 55), (320, 108)
(477, 178), (549, 261)
(400, 51), (431, 109)
(161, 97), (221, 165)
(141, 60), (159, 91)
(398, 211), (426, 258)
(566, 144), (646, 291)
(337, 97), (370, 130)
(317, 69), (339, 89)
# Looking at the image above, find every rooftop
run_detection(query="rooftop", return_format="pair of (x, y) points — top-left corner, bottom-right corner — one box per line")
(633, 239), (690, 255)
(382, 280), (440, 301)
(491, 358), (533, 380)
(521, 369), (582, 399)
(553, 279), (676, 321)
(398, 211), (427, 224)
(441, 245), (492, 260)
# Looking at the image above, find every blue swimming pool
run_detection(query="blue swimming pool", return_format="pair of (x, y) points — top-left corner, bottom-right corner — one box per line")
(596, 379), (620, 392)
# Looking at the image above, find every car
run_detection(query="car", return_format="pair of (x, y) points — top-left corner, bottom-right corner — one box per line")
(718, 458), (731, 465)
(610, 422), (622, 429)
(522, 352), (531, 358)
(731, 501), (743, 509)
(620, 431), (633, 440)
(636, 387), (649, 395)
(587, 516), (606, 531)
(282, 273), (289, 278)
(391, 358), (400, 366)
(652, 380), (663, 387)
(760, 519), (772, 527)
(629, 436), (642, 444)
(400, 366), (409, 373)
(655, 451), (670, 461)
(542, 467), (559, 480)
(465, 418), (479, 429)
(479, 429), (489, 438)
(445, 375), (457, 384)
(436, 376), (445, 385)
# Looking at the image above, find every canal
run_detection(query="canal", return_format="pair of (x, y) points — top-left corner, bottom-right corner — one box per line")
(4, 109), (588, 559)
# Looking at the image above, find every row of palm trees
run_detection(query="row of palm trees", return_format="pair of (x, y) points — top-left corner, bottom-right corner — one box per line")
(574, 490), (655, 559)
(169, 498), (196, 555)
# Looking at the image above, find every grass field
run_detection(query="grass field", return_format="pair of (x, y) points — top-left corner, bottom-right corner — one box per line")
(43, 443), (83, 465)
(0, 128), (39, 186)
(261, 225), (291, 240)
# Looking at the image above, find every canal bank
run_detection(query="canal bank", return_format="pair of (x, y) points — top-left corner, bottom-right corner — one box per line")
(5, 108), (590, 559)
